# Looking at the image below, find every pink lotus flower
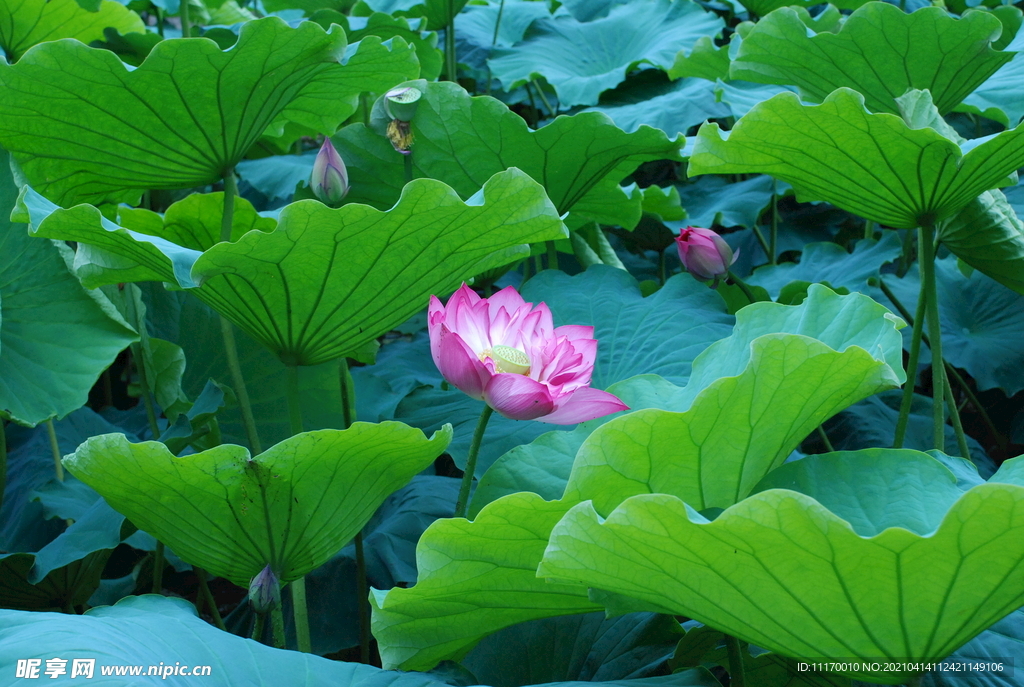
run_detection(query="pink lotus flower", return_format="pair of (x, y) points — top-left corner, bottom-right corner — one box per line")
(428, 285), (629, 423)
(675, 226), (736, 280)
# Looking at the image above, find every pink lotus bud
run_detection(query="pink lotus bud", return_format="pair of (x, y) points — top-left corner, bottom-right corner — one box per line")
(248, 564), (280, 614)
(427, 284), (629, 424)
(675, 226), (736, 280)
(310, 139), (349, 206)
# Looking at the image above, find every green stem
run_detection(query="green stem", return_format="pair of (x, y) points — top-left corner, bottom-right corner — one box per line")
(251, 613), (266, 642)
(445, 0), (457, 82)
(533, 254), (542, 275)
(180, 0), (191, 38)
(724, 635), (747, 687)
(216, 171), (262, 455)
(816, 425), (835, 453)
(750, 225), (771, 263)
(290, 578), (311, 653)
(864, 218), (876, 240)
(546, 240), (558, 271)
(286, 365), (303, 436)
(338, 359), (369, 662)
(523, 82), (540, 128)
(403, 153), (413, 185)
(880, 278), (975, 457)
(0, 420), (7, 515)
(769, 179), (778, 265)
(727, 271), (758, 305)
(891, 275), (928, 449)
(521, 253), (533, 283)
(455, 405), (494, 518)
(45, 419), (64, 482)
(152, 541), (165, 594)
(270, 605), (286, 649)
(355, 532), (370, 663)
(919, 224), (946, 450)
(491, 0), (505, 45)
(658, 249), (667, 285)
(196, 568), (226, 631)
(533, 80), (555, 116)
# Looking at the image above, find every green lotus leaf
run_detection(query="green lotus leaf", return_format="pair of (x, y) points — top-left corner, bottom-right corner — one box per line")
(63, 423), (452, 586)
(539, 450), (1024, 684)
(359, 0), (468, 31)
(957, 30), (1024, 128)
(370, 492), (600, 671)
(24, 169), (565, 366)
(0, 594), (456, 687)
(747, 233), (903, 298)
(938, 189), (1024, 295)
(346, 13), (441, 81)
(713, 79), (795, 119)
(0, 18), (415, 207)
(675, 175), (780, 231)
(0, 151), (138, 427)
(0, 0), (145, 61)
(372, 286), (905, 671)
(731, 4), (1013, 116)
(334, 80), (683, 229)
(487, 0), (723, 109)
(688, 88), (1024, 229)
(738, 0), (868, 18)
(668, 36), (730, 81)
(0, 551), (109, 612)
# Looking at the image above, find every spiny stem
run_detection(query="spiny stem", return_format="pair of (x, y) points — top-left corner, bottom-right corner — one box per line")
(919, 224), (946, 450)
(455, 405), (494, 518)
(45, 419), (64, 482)
(251, 613), (266, 642)
(290, 578), (311, 653)
(217, 171), (262, 455)
(196, 568), (226, 631)
(724, 635), (747, 687)
(270, 605), (286, 649)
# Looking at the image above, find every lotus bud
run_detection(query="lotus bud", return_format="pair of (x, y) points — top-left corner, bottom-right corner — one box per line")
(310, 139), (349, 206)
(384, 86), (421, 155)
(675, 226), (736, 281)
(248, 564), (280, 614)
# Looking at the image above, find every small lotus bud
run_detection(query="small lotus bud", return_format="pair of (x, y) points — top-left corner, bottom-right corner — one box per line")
(384, 86), (422, 122)
(675, 226), (736, 281)
(248, 565), (280, 614)
(310, 139), (349, 207)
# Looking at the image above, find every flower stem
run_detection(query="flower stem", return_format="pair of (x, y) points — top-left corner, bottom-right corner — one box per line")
(891, 273), (928, 449)
(750, 224), (771, 262)
(533, 80), (555, 117)
(727, 271), (758, 305)
(864, 218), (876, 240)
(403, 153), (413, 185)
(45, 418), (64, 482)
(290, 578), (311, 653)
(943, 373), (971, 460)
(455, 405), (494, 518)
(769, 179), (778, 265)
(546, 240), (558, 271)
(445, 0), (457, 82)
(339, 359), (369, 663)
(180, 0), (191, 38)
(217, 171), (262, 455)
(152, 541), (165, 594)
(918, 224), (946, 450)
(658, 249), (667, 285)
(251, 613), (266, 642)
(196, 567), (226, 631)
(724, 635), (747, 687)
(286, 365), (303, 436)
(816, 425), (835, 453)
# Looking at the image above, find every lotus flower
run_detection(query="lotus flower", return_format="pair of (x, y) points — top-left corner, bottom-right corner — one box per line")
(428, 284), (629, 423)
(310, 139), (348, 206)
(675, 226), (736, 280)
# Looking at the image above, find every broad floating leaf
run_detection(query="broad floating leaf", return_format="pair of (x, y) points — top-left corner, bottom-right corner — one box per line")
(334, 80), (683, 229)
(738, 0), (870, 19)
(731, 4), (1013, 115)
(64, 424), (452, 586)
(488, 0), (723, 109)
(0, 0), (145, 61)
(0, 150), (137, 427)
(540, 450), (1024, 684)
(0, 18), (416, 206)
(22, 169), (565, 365)
(688, 88), (1024, 228)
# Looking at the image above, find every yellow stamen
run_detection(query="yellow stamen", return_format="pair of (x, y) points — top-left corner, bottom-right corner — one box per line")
(480, 345), (531, 375)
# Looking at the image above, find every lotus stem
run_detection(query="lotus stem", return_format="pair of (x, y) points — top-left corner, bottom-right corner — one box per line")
(769, 178), (778, 265)
(918, 224), (946, 450)
(750, 224), (771, 263)
(251, 613), (265, 642)
(864, 218), (876, 240)
(152, 541), (165, 594)
(445, 0), (457, 82)
(724, 634), (747, 687)
(533, 80), (555, 117)
(270, 604), (286, 649)
(290, 578), (311, 653)
(890, 275), (928, 449)
(491, 0), (505, 45)
(196, 567), (226, 631)
(45, 419), (64, 482)
(404, 153), (413, 185)
(455, 405), (494, 518)
(658, 249), (667, 285)
(726, 271), (758, 305)
(217, 171), (263, 455)
(546, 240), (558, 271)
(0, 420), (7, 514)
(338, 359), (370, 663)
(285, 365), (303, 436)
(880, 279), (973, 457)
(180, 0), (191, 38)
(816, 425), (835, 453)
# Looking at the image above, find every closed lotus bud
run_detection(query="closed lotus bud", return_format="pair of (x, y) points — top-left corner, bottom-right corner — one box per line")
(675, 226), (736, 281)
(248, 564), (280, 614)
(310, 139), (349, 206)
